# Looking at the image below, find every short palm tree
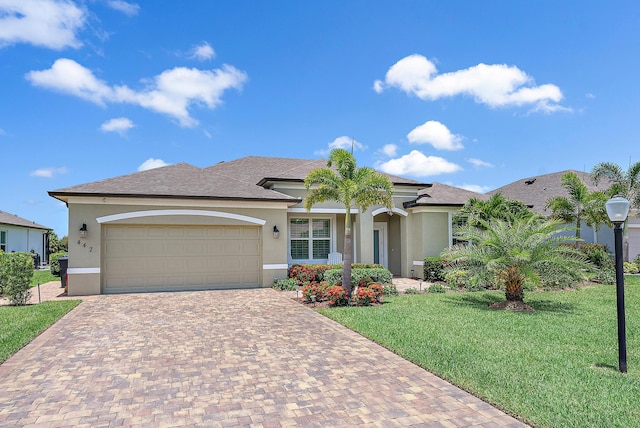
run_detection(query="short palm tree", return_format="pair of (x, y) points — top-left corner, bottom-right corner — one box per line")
(443, 216), (592, 307)
(304, 148), (393, 296)
(454, 192), (539, 230)
(544, 171), (607, 246)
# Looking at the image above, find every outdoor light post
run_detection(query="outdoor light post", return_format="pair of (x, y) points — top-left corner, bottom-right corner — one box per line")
(606, 196), (631, 373)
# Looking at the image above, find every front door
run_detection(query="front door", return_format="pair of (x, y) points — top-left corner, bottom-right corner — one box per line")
(373, 222), (388, 267)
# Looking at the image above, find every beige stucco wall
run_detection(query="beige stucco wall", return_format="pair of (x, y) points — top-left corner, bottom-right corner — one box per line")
(66, 201), (291, 294)
(407, 208), (453, 278)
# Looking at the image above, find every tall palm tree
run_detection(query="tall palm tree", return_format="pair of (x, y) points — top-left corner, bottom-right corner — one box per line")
(544, 171), (607, 246)
(442, 216), (591, 306)
(304, 148), (393, 296)
(591, 161), (640, 260)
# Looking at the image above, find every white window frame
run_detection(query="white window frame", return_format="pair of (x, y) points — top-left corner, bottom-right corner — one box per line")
(0, 230), (6, 252)
(288, 215), (336, 264)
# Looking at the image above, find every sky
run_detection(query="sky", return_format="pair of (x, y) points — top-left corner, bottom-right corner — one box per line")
(1, 0), (639, 236)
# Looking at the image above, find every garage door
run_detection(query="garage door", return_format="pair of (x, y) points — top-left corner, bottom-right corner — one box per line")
(103, 225), (261, 293)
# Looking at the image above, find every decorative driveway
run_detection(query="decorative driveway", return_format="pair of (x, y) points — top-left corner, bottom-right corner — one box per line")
(0, 289), (528, 427)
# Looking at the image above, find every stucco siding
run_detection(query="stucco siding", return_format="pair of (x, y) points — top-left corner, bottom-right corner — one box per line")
(0, 225), (47, 262)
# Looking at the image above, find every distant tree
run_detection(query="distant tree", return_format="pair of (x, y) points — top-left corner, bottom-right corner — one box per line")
(544, 172), (608, 246)
(304, 148), (393, 297)
(591, 160), (640, 260)
(48, 231), (61, 254)
(454, 192), (539, 230)
(443, 217), (592, 309)
(59, 235), (68, 252)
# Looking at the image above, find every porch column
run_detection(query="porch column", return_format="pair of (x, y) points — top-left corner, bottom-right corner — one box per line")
(356, 211), (374, 264)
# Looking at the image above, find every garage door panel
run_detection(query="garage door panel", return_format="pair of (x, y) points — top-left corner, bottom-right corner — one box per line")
(103, 225), (261, 293)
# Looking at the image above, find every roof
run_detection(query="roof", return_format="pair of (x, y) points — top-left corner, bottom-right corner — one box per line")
(488, 170), (610, 215)
(0, 211), (50, 230)
(49, 156), (428, 203)
(403, 182), (487, 208)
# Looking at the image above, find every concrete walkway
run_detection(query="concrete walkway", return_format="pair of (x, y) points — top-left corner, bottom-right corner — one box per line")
(0, 286), (528, 427)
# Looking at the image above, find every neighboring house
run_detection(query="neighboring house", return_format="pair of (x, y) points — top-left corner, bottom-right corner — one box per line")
(49, 156), (483, 296)
(488, 169), (640, 260)
(0, 210), (51, 265)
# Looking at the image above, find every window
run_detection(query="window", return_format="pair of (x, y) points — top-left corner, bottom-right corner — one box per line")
(0, 230), (6, 252)
(290, 218), (331, 261)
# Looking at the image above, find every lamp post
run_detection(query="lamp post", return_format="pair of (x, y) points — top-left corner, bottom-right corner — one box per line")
(606, 195), (631, 373)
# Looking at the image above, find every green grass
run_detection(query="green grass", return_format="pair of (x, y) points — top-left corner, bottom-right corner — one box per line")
(626, 274), (640, 286)
(30, 270), (59, 287)
(318, 282), (640, 428)
(0, 300), (80, 364)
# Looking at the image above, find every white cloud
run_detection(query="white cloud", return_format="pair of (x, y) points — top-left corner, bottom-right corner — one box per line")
(138, 158), (169, 171)
(468, 158), (494, 168)
(456, 183), (491, 193)
(106, 0), (140, 16)
(30, 166), (68, 178)
(316, 136), (366, 155)
(407, 120), (463, 150)
(376, 54), (567, 112)
(100, 117), (135, 135)
(380, 144), (397, 157)
(373, 80), (384, 94)
(26, 58), (248, 127)
(203, 130), (212, 139)
(0, 0), (86, 50)
(586, 93), (596, 99)
(191, 41), (215, 61)
(376, 150), (461, 177)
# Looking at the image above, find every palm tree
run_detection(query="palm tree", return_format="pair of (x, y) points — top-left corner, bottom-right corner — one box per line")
(591, 161), (640, 260)
(304, 148), (393, 296)
(454, 192), (539, 230)
(544, 171), (607, 246)
(442, 216), (592, 307)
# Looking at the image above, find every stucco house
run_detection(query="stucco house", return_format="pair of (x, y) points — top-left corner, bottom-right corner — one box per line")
(0, 210), (51, 265)
(48, 156), (481, 296)
(489, 169), (640, 260)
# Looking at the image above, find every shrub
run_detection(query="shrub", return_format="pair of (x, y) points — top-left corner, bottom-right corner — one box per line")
(354, 287), (377, 305)
(323, 267), (392, 287)
(428, 283), (446, 293)
(49, 251), (68, 276)
(301, 281), (331, 302)
(327, 286), (349, 306)
(383, 284), (399, 296)
(424, 257), (445, 282)
(624, 262), (639, 274)
(405, 287), (419, 294)
(540, 264), (587, 289)
(288, 263), (380, 285)
(367, 283), (384, 302)
(272, 277), (299, 290)
(634, 253), (640, 267)
(444, 270), (469, 288)
(0, 252), (35, 305)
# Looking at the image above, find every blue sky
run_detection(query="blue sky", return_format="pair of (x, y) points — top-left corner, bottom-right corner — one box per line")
(1, 1), (639, 236)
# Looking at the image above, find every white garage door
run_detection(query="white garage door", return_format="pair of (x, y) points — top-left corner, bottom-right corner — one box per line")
(629, 228), (640, 262)
(103, 225), (261, 293)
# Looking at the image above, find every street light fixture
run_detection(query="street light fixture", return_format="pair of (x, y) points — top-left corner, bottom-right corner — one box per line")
(606, 195), (631, 373)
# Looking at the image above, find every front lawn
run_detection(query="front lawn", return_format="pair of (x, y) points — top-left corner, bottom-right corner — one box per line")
(0, 300), (80, 364)
(318, 282), (640, 428)
(30, 269), (59, 287)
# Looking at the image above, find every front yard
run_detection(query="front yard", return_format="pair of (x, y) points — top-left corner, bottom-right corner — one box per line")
(0, 300), (80, 364)
(318, 280), (640, 428)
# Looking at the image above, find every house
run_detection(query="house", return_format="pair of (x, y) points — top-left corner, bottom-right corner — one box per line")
(0, 210), (51, 265)
(48, 156), (482, 296)
(488, 169), (640, 260)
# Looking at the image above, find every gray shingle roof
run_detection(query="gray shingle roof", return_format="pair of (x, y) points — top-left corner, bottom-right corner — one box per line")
(50, 156), (429, 203)
(488, 170), (610, 215)
(0, 211), (50, 230)
(404, 183), (487, 208)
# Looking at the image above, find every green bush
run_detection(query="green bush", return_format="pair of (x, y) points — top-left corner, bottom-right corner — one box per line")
(634, 253), (640, 267)
(323, 267), (392, 286)
(0, 252), (35, 305)
(383, 284), (399, 296)
(301, 281), (331, 302)
(444, 270), (468, 288)
(424, 257), (445, 281)
(624, 262), (639, 274)
(405, 287), (419, 294)
(272, 277), (299, 290)
(49, 251), (68, 276)
(428, 283), (446, 293)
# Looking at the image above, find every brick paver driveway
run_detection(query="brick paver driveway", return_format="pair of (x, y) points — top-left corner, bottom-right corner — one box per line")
(0, 289), (528, 427)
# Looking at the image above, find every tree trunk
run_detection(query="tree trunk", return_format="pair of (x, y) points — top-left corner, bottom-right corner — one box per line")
(575, 217), (581, 250)
(343, 207), (353, 297)
(504, 266), (524, 302)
